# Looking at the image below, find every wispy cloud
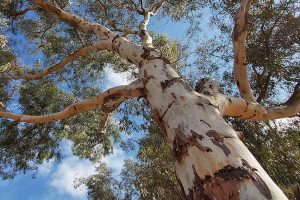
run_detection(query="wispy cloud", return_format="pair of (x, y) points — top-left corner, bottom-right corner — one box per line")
(45, 145), (130, 199)
(103, 66), (134, 90)
(48, 156), (95, 199)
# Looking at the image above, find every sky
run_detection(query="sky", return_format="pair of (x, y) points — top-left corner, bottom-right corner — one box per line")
(0, 67), (133, 200)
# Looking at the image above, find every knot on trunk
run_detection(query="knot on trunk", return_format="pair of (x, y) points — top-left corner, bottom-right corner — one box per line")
(195, 78), (220, 96)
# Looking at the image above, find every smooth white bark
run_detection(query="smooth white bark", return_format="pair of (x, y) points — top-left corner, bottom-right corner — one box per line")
(233, 0), (256, 102)
(139, 58), (288, 199)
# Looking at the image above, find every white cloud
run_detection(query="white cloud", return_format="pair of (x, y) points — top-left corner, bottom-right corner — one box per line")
(45, 142), (129, 199)
(48, 156), (95, 199)
(38, 160), (54, 176)
(102, 147), (130, 174)
(103, 66), (135, 90)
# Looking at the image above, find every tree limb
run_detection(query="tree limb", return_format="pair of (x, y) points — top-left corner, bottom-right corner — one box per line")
(22, 41), (108, 80)
(196, 78), (300, 121)
(98, 96), (126, 134)
(0, 82), (144, 123)
(232, 0), (256, 102)
(12, 5), (40, 17)
(148, 0), (166, 15)
(219, 95), (300, 121)
(32, 0), (109, 35)
(139, 12), (153, 47)
(32, 0), (145, 66)
(139, 0), (165, 47)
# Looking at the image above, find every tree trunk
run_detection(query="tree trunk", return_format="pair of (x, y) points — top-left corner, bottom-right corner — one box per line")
(139, 54), (288, 199)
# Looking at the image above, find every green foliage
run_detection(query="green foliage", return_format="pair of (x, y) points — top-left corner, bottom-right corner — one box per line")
(123, 130), (185, 200)
(229, 118), (300, 199)
(82, 126), (185, 200)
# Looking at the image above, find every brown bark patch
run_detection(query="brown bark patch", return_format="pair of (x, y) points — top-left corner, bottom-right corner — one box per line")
(140, 46), (156, 59)
(206, 130), (231, 156)
(173, 126), (211, 162)
(210, 139), (231, 157)
(152, 108), (168, 142)
(236, 131), (245, 141)
(187, 161), (272, 200)
(142, 70), (155, 85)
(241, 159), (272, 199)
(160, 77), (181, 89)
(206, 130), (224, 143)
(112, 35), (121, 53)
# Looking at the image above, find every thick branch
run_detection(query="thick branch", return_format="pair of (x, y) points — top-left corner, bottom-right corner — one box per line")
(197, 78), (300, 120)
(0, 82), (144, 123)
(219, 95), (300, 121)
(23, 41), (108, 80)
(32, 0), (92, 32)
(148, 0), (166, 15)
(32, 0), (145, 66)
(139, 0), (165, 47)
(232, 0), (256, 102)
(139, 12), (153, 47)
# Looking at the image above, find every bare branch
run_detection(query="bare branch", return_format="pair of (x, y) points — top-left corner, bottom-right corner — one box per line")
(98, 96), (126, 134)
(32, 0), (109, 36)
(0, 82), (144, 123)
(198, 78), (300, 120)
(21, 41), (108, 80)
(148, 0), (166, 15)
(232, 0), (256, 102)
(138, 0), (166, 47)
(32, 0), (146, 66)
(12, 5), (40, 17)
(219, 95), (300, 121)
(139, 12), (153, 47)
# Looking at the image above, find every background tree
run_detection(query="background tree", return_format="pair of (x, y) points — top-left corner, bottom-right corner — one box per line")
(0, 0), (299, 199)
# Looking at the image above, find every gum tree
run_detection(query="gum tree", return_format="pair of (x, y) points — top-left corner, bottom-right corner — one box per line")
(0, 0), (299, 199)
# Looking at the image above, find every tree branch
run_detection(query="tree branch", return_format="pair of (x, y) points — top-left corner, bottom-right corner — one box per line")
(32, 0), (108, 35)
(32, 0), (146, 66)
(22, 41), (108, 80)
(0, 82), (144, 123)
(139, 0), (165, 47)
(12, 5), (40, 17)
(98, 96), (126, 134)
(232, 0), (256, 102)
(197, 78), (300, 121)
(148, 0), (166, 15)
(219, 95), (300, 121)
(139, 12), (153, 47)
